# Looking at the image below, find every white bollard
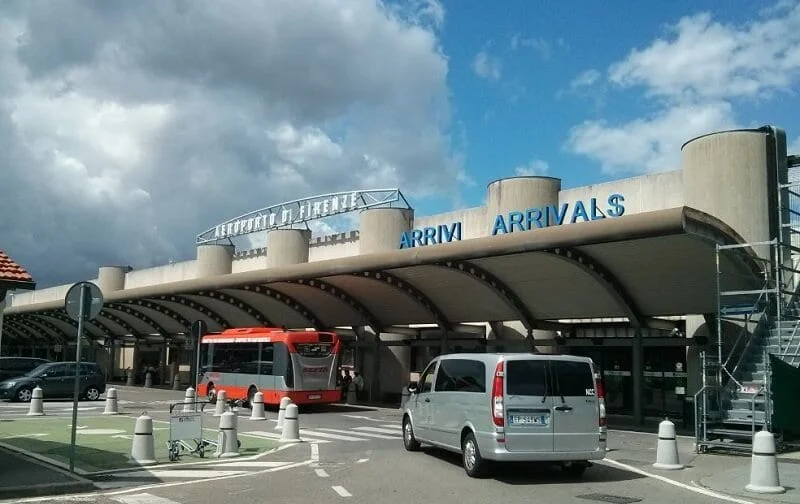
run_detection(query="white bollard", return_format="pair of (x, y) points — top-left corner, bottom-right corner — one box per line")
(275, 396), (292, 430)
(346, 387), (357, 405)
(172, 374), (181, 390)
(27, 386), (44, 416)
(653, 419), (683, 470)
(130, 413), (157, 465)
(182, 387), (195, 413)
(144, 372), (152, 388)
(216, 411), (240, 458)
(249, 391), (266, 421)
(214, 390), (228, 417)
(745, 430), (785, 494)
(103, 387), (119, 415)
(280, 403), (302, 443)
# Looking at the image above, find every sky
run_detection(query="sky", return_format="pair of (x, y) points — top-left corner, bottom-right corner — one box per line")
(2, 0), (800, 288)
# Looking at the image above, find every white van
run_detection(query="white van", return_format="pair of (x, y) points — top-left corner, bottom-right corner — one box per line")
(401, 353), (607, 478)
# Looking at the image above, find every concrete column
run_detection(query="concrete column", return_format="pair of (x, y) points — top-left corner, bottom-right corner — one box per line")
(266, 229), (311, 268)
(378, 332), (410, 402)
(196, 244), (234, 278)
(632, 332), (644, 425)
(97, 266), (127, 294)
(359, 208), (414, 254)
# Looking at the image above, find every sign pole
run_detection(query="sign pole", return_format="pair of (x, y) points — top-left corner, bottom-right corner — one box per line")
(68, 285), (88, 473)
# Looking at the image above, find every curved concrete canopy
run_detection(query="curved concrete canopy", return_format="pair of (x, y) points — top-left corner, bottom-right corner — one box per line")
(3, 207), (765, 341)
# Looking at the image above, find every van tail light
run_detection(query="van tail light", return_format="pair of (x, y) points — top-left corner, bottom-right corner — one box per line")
(596, 373), (607, 427)
(491, 361), (505, 427)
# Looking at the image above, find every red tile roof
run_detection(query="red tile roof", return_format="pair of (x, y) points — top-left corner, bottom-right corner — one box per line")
(0, 250), (34, 285)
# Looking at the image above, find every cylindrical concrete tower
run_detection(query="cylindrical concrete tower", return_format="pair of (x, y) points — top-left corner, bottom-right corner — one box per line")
(266, 229), (311, 268)
(359, 208), (414, 254)
(97, 266), (127, 294)
(196, 244), (234, 278)
(485, 177), (561, 352)
(486, 176), (561, 228)
(682, 129), (774, 248)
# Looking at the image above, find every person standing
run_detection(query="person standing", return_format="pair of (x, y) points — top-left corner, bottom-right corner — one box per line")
(353, 371), (365, 401)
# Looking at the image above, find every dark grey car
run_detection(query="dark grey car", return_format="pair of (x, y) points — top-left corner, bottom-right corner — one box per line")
(0, 361), (106, 402)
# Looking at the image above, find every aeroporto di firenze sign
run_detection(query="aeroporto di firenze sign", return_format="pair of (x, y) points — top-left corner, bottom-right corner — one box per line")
(196, 189), (410, 245)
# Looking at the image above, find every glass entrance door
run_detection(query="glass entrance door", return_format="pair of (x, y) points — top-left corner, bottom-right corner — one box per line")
(643, 347), (687, 418)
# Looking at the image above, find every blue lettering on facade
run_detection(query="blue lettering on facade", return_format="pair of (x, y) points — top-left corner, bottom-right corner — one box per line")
(492, 193), (626, 236)
(400, 222), (463, 249)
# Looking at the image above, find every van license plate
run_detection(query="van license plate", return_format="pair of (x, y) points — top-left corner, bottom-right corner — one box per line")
(509, 414), (549, 426)
(308, 394), (321, 400)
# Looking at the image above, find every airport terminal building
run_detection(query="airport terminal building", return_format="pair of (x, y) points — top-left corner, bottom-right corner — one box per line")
(3, 126), (800, 434)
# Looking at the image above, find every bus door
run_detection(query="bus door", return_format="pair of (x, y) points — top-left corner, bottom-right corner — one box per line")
(257, 342), (276, 395)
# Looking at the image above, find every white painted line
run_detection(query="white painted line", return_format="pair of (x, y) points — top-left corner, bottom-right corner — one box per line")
(343, 414), (383, 422)
(310, 442), (320, 462)
(300, 429), (367, 442)
(380, 424), (402, 431)
(104, 460), (313, 496)
(318, 427), (397, 440)
(609, 428), (695, 440)
(112, 493), (183, 504)
(353, 426), (401, 436)
(356, 458), (368, 463)
(110, 469), (247, 479)
(214, 461), (290, 468)
(599, 459), (755, 504)
(332, 485), (352, 497)
(242, 430), (331, 443)
(315, 468), (329, 478)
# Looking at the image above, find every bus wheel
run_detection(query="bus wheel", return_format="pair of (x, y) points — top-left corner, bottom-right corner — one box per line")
(246, 386), (257, 409)
(207, 384), (217, 404)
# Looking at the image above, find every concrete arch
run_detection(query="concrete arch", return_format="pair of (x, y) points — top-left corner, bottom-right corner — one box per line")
(153, 294), (231, 329)
(115, 301), (192, 330)
(286, 279), (382, 334)
(5, 319), (48, 344)
(98, 309), (145, 337)
(1, 319), (27, 343)
(433, 259), (538, 331)
(240, 284), (325, 329)
(194, 290), (273, 326)
(544, 247), (645, 328)
(352, 271), (452, 330)
(23, 314), (69, 342)
(105, 303), (169, 337)
(46, 311), (106, 340)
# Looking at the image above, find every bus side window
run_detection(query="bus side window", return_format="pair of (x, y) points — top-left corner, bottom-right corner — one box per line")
(272, 342), (293, 388)
(258, 343), (274, 376)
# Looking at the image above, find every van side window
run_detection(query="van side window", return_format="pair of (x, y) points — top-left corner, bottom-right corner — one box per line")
(434, 359), (486, 393)
(418, 362), (437, 393)
(552, 360), (594, 396)
(506, 360), (548, 396)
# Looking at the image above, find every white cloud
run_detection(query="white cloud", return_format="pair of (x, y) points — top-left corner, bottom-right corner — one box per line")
(608, 5), (800, 102)
(472, 50), (502, 81)
(509, 34), (552, 60)
(0, 0), (464, 286)
(514, 159), (550, 176)
(570, 69), (601, 90)
(790, 136), (800, 154)
(566, 102), (737, 175)
(567, 1), (800, 175)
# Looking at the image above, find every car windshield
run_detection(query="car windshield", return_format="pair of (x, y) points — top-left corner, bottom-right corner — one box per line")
(24, 364), (51, 377)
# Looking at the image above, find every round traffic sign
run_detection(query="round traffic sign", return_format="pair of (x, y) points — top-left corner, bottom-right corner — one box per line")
(65, 281), (104, 321)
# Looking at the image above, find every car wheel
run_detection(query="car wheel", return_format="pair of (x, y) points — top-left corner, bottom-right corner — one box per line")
(462, 432), (490, 478)
(402, 417), (420, 451)
(16, 387), (33, 403)
(84, 386), (101, 401)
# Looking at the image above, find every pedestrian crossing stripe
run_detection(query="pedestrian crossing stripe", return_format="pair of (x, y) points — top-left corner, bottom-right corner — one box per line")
(317, 427), (396, 439)
(354, 426), (402, 435)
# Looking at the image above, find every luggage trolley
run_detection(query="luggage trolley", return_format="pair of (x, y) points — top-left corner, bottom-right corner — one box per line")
(167, 401), (218, 461)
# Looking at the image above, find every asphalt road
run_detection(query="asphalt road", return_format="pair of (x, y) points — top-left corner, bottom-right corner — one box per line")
(4, 386), (783, 504)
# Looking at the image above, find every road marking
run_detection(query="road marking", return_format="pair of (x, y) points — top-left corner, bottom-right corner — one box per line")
(111, 493), (182, 504)
(214, 461), (290, 468)
(310, 442), (320, 462)
(111, 469), (248, 479)
(343, 414), (383, 422)
(317, 428), (397, 440)
(379, 424), (402, 431)
(356, 458), (368, 463)
(332, 485), (352, 497)
(300, 429), (367, 442)
(242, 430), (331, 443)
(353, 426), (401, 436)
(600, 459), (755, 504)
(315, 468), (329, 478)
(104, 459), (314, 496)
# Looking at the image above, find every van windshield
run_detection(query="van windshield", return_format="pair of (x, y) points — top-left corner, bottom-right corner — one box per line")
(506, 359), (594, 397)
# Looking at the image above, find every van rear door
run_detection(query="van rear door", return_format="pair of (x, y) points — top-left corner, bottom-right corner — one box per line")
(551, 358), (600, 453)
(503, 357), (554, 453)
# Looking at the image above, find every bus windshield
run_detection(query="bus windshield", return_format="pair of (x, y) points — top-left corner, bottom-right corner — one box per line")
(295, 343), (332, 358)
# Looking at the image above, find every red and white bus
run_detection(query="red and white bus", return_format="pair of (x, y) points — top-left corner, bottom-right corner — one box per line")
(196, 327), (343, 406)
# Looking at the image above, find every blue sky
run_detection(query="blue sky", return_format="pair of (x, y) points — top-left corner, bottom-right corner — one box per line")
(422, 0), (800, 214)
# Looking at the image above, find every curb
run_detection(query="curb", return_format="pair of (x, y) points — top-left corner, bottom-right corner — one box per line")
(0, 446), (96, 501)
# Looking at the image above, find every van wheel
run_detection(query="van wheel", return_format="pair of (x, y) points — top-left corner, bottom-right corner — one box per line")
(562, 461), (588, 477)
(462, 432), (489, 478)
(402, 417), (420, 451)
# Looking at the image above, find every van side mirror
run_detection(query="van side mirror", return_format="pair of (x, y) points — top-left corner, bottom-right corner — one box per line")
(407, 381), (418, 394)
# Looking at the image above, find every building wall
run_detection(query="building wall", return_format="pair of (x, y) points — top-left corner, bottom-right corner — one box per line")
(560, 170), (684, 215)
